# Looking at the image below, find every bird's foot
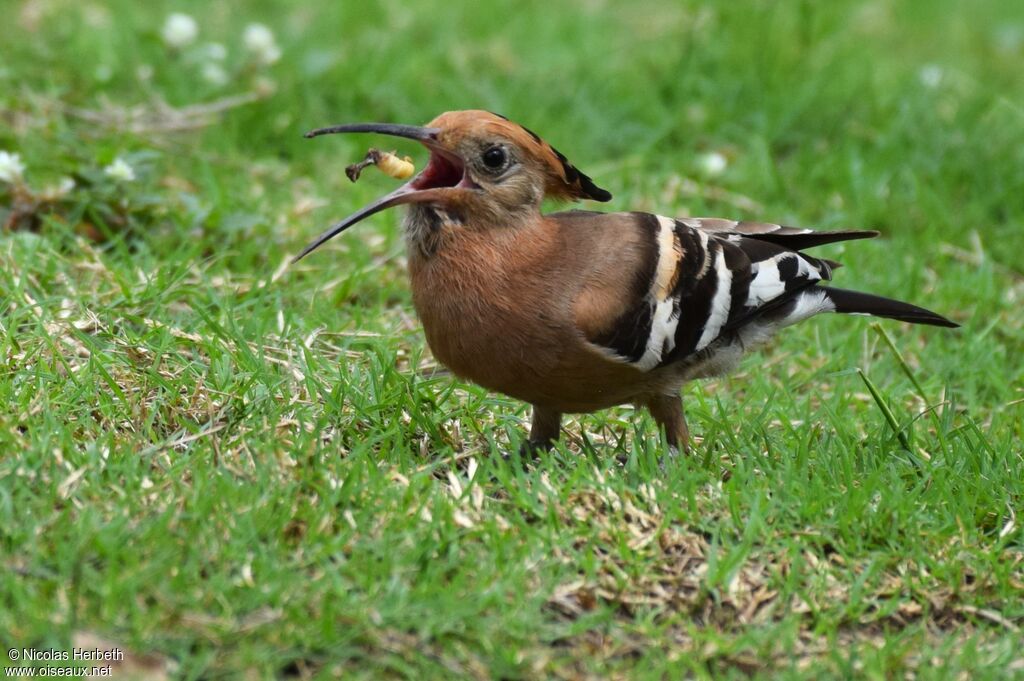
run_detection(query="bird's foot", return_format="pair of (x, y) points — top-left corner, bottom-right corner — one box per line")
(511, 438), (554, 463)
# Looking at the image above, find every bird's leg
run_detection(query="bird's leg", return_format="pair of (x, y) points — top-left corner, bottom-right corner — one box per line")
(643, 394), (690, 453)
(518, 405), (562, 458)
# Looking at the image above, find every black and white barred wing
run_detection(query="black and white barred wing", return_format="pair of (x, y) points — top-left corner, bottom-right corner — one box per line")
(675, 217), (878, 250)
(582, 214), (867, 371)
(673, 218), (953, 328)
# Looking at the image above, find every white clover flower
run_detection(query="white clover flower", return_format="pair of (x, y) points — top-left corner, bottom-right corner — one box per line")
(919, 64), (943, 89)
(201, 62), (229, 86)
(104, 158), (136, 183)
(697, 151), (728, 177)
(162, 13), (198, 49)
(41, 176), (76, 200)
(203, 42), (228, 61)
(243, 23), (282, 65)
(0, 150), (26, 184)
(243, 23), (275, 52)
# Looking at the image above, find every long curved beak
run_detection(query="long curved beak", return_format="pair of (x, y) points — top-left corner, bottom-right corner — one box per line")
(293, 185), (451, 262)
(294, 122), (446, 262)
(304, 123), (440, 141)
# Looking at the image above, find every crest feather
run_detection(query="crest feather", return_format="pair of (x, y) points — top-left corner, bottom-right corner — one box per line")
(490, 112), (612, 203)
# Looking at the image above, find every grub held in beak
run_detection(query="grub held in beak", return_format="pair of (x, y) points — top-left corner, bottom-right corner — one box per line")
(295, 122), (472, 262)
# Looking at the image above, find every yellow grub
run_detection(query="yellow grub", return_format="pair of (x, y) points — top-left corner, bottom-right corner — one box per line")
(377, 151), (415, 179)
(345, 148), (416, 182)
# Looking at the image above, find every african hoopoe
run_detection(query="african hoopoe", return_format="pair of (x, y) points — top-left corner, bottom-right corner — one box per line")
(297, 110), (957, 452)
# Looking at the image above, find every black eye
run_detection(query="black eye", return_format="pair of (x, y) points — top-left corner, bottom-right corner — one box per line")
(482, 146), (507, 170)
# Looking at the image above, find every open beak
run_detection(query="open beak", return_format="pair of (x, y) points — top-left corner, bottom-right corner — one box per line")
(295, 122), (470, 262)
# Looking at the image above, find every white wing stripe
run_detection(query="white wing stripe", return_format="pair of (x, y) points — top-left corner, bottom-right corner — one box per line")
(695, 248), (733, 351)
(633, 215), (684, 370)
(784, 288), (836, 324)
(635, 298), (676, 370)
(747, 259), (783, 305)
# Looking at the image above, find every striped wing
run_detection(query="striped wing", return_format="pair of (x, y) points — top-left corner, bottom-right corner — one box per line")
(676, 217), (878, 249)
(582, 214), (867, 371)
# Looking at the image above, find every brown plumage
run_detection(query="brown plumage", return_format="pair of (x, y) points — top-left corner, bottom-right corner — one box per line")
(298, 110), (957, 452)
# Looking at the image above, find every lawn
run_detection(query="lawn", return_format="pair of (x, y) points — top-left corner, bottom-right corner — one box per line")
(2, 0), (1023, 678)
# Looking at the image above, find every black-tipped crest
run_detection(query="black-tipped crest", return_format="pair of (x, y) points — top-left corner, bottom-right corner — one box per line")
(483, 111), (611, 202)
(550, 144), (612, 202)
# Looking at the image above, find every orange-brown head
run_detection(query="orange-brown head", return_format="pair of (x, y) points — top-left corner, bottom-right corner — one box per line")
(295, 110), (611, 260)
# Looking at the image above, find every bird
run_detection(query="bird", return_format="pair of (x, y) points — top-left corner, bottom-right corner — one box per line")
(296, 110), (957, 453)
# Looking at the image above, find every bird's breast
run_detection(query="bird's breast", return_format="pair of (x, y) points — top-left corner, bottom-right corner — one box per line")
(408, 234), (562, 388)
(403, 227), (653, 412)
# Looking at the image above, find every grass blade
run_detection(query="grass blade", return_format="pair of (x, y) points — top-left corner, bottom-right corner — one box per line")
(871, 322), (928, 404)
(857, 368), (912, 451)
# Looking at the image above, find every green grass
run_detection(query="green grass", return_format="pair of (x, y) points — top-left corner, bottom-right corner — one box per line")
(2, 0), (1023, 678)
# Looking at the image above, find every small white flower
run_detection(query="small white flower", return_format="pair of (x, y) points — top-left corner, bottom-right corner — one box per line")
(239, 562), (254, 587)
(203, 42), (228, 61)
(0, 150), (26, 184)
(41, 176), (76, 200)
(201, 62), (229, 86)
(243, 23), (275, 52)
(697, 151), (728, 177)
(104, 157), (136, 182)
(243, 23), (282, 65)
(919, 64), (943, 89)
(162, 13), (198, 49)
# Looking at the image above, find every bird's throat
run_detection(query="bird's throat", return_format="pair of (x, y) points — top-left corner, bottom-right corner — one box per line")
(403, 204), (455, 259)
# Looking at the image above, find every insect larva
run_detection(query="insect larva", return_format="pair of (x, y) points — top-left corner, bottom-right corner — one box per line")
(345, 148), (415, 182)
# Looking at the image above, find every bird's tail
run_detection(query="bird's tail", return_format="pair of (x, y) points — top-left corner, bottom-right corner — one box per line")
(823, 287), (958, 328)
